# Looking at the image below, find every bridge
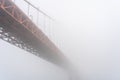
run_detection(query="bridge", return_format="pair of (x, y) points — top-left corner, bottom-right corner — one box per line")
(0, 0), (67, 67)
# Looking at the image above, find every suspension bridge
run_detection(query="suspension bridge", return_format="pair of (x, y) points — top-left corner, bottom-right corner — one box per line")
(0, 0), (67, 67)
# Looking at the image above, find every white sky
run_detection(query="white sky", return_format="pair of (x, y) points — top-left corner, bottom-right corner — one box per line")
(0, 40), (69, 80)
(1, 0), (120, 80)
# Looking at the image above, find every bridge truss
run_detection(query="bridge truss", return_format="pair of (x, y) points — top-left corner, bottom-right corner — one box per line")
(0, 0), (66, 66)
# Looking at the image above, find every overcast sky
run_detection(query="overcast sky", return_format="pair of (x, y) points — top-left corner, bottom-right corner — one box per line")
(0, 0), (120, 80)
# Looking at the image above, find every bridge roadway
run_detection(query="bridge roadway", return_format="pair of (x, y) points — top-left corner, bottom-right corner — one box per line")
(0, 0), (67, 67)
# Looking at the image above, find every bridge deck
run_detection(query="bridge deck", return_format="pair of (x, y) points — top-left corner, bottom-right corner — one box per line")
(0, 0), (66, 66)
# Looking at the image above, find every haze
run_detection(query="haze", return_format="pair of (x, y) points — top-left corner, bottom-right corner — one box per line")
(0, 0), (120, 80)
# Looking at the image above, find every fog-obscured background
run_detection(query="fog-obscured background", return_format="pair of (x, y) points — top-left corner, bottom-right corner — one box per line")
(0, 0), (120, 80)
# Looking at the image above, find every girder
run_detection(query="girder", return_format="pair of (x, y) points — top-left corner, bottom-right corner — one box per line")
(0, 25), (38, 55)
(0, 0), (66, 66)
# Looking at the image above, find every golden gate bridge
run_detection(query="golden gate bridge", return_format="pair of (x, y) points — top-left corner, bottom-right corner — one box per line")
(0, 1), (80, 79)
(0, 0), (67, 67)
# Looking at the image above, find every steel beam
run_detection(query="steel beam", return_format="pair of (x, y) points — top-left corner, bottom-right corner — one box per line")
(0, 0), (66, 66)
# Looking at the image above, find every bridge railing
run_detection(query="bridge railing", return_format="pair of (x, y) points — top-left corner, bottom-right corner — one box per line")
(11, 0), (54, 40)
(10, 0), (62, 51)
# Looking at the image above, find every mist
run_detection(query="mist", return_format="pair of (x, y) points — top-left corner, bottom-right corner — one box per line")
(37, 0), (120, 79)
(0, 0), (120, 80)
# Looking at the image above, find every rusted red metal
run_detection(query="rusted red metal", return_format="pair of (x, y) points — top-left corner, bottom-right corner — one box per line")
(1, 0), (58, 52)
(0, 0), (65, 65)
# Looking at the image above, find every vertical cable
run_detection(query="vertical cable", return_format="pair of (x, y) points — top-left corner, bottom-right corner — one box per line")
(43, 15), (46, 34)
(36, 8), (39, 25)
(27, 3), (30, 16)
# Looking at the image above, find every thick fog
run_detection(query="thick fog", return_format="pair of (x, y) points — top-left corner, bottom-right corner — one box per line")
(0, 40), (69, 80)
(31, 0), (120, 79)
(0, 0), (120, 80)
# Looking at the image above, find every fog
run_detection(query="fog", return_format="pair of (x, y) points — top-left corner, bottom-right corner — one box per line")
(0, 0), (120, 80)
(0, 40), (69, 80)
(34, 0), (120, 79)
